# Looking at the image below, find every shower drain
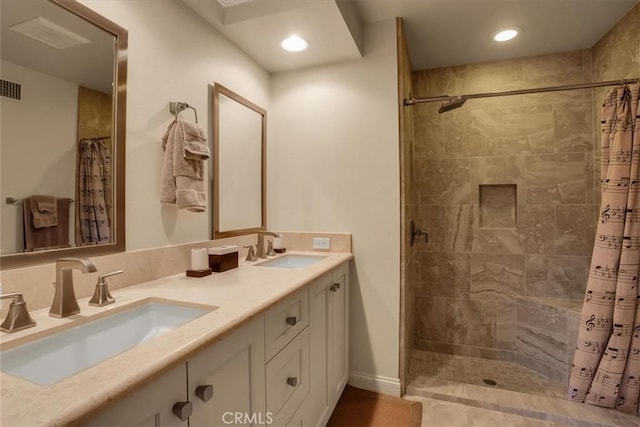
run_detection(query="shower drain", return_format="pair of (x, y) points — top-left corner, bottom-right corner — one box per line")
(483, 379), (497, 386)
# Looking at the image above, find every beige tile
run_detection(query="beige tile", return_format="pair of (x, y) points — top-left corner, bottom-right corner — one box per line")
(413, 103), (445, 159)
(418, 252), (470, 297)
(522, 51), (585, 87)
(469, 156), (526, 207)
(444, 105), (554, 157)
(473, 228), (524, 254)
(415, 296), (447, 343)
(555, 205), (595, 256)
(479, 184), (517, 228)
(446, 297), (497, 348)
(418, 159), (471, 205)
(525, 255), (586, 299)
(470, 254), (525, 298)
(518, 204), (556, 255)
(525, 153), (586, 204)
(554, 102), (593, 153)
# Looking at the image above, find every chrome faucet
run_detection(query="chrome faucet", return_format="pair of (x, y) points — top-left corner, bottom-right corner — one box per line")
(0, 293), (36, 332)
(49, 257), (97, 318)
(257, 231), (280, 258)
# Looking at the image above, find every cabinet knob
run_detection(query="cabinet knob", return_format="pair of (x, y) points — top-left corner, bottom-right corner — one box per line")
(172, 401), (193, 421)
(195, 384), (214, 402)
(330, 283), (340, 292)
(286, 316), (297, 326)
(287, 377), (298, 387)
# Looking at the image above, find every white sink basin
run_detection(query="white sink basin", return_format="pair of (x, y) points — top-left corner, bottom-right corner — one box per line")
(0, 301), (211, 385)
(255, 254), (327, 269)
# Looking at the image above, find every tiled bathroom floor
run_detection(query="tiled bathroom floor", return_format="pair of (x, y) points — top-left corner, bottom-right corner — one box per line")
(409, 350), (566, 399)
(407, 350), (639, 426)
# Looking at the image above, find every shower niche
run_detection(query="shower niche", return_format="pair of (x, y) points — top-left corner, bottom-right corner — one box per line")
(479, 184), (517, 229)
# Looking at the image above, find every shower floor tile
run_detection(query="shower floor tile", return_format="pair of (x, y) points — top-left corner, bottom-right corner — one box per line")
(409, 350), (566, 399)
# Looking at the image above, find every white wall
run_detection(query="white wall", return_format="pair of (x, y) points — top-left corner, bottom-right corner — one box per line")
(269, 20), (400, 393)
(79, 0), (270, 250)
(0, 61), (78, 253)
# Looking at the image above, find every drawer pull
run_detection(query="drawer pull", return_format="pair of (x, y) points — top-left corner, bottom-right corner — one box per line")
(196, 384), (214, 402)
(287, 376), (298, 387)
(286, 316), (297, 326)
(172, 401), (193, 421)
(330, 283), (340, 292)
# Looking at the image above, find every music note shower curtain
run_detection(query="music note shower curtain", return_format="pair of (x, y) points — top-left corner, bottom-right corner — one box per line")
(569, 83), (640, 413)
(77, 138), (112, 245)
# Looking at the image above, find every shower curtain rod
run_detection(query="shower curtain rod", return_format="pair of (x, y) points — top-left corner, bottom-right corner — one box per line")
(404, 77), (640, 106)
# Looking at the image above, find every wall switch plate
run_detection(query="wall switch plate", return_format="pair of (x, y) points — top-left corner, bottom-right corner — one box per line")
(313, 237), (330, 250)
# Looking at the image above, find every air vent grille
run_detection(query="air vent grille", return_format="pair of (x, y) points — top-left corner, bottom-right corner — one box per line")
(1, 80), (21, 100)
(217, 0), (255, 8)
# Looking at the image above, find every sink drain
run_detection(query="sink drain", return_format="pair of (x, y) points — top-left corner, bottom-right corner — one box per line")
(483, 379), (497, 386)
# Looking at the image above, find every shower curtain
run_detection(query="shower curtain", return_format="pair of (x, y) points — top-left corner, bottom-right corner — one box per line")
(78, 138), (112, 245)
(569, 83), (640, 413)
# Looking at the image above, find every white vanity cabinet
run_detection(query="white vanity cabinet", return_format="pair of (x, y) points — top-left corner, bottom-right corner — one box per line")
(86, 261), (349, 427)
(86, 316), (265, 427)
(297, 262), (349, 426)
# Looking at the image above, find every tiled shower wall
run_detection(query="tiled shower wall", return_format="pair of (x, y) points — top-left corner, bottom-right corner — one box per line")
(410, 2), (640, 384)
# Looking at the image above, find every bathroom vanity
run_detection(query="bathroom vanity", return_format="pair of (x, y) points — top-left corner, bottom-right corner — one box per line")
(0, 251), (351, 427)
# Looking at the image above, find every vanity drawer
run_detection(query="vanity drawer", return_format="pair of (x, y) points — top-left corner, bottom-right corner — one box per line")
(265, 287), (308, 360)
(266, 327), (309, 426)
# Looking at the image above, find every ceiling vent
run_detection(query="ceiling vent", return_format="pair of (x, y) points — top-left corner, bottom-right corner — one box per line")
(1, 80), (22, 101)
(217, 0), (255, 8)
(9, 17), (91, 50)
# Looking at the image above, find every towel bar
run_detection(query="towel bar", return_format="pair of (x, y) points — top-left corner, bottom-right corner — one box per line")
(5, 197), (74, 205)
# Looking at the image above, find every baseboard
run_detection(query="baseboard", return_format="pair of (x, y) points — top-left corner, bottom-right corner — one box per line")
(348, 371), (401, 397)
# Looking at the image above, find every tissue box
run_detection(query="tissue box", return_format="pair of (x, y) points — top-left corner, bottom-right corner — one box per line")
(208, 245), (239, 272)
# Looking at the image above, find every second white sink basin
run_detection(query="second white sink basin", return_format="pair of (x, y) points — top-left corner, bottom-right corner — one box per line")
(0, 300), (212, 385)
(255, 254), (327, 269)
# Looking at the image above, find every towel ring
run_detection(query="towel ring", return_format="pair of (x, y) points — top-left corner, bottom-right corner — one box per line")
(169, 102), (198, 123)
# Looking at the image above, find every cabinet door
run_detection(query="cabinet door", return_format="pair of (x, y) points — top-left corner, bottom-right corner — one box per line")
(329, 262), (349, 403)
(188, 316), (266, 427)
(304, 272), (333, 426)
(86, 363), (188, 427)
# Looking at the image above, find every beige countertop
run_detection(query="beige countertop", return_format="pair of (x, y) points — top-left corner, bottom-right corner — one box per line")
(0, 251), (353, 427)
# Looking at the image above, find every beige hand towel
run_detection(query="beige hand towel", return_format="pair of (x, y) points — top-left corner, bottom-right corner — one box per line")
(33, 195), (57, 213)
(29, 195), (58, 228)
(160, 118), (208, 212)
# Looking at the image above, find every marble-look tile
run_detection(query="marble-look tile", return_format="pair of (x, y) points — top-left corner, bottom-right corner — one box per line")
(525, 153), (586, 204)
(479, 184), (517, 228)
(414, 296), (447, 343)
(470, 254), (525, 298)
(473, 228), (524, 254)
(554, 102), (593, 153)
(525, 255), (587, 299)
(463, 58), (523, 93)
(516, 353), (567, 384)
(610, 2), (640, 79)
(442, 205), (477, 252)
(417, 252), (470, 297)
(446, 297), (497, 348)
(591, 30), (614, 82)
(413, 66), (466, 97)
(496, 301), (517, 351)
(417, 159), (471, 205)
(469, 156), (526, 206)
(522, 51), (585, 87)
(555, 205), (595, 256)
(585, 151), (595, 204)
(516, 300), (567, 378)
(518, 204), (556, 255)
(413, 103), (445, 159)
(444, 105), (554, 157)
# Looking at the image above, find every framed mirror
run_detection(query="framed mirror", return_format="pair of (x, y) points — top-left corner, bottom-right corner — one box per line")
(0, 0), (127, 269)
(213, 84), (266, 238)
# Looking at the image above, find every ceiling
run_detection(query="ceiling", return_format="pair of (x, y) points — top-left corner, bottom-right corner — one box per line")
(1, 0), (115, 94)
(181, 0), (639, 73)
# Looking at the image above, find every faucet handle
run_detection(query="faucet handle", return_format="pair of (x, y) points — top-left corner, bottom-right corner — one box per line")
(244, 245), (257, 262)
(266, 240), (276, 257)
(0, 293), (36, 333)
(89, 270), (122, 307)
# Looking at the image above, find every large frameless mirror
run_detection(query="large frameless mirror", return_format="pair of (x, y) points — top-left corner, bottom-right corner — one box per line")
(0, 0), (127, 269)
(213, 83), (266, 238)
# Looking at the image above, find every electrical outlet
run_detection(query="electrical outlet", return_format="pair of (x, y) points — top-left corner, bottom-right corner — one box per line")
(313, 237), (330, 250)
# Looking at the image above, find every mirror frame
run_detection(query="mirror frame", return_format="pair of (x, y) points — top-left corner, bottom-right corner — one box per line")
(0, 0), (127, 269)
(212, 83), (266, 239)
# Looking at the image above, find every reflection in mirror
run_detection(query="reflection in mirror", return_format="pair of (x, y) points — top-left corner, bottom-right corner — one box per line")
(0, 0), (127, 269)
(213, 84), (266, 238)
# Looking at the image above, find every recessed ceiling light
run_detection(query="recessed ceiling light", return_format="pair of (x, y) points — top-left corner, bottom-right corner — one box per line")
(281, 35), (308, 52)
(493, 27), (520, 42)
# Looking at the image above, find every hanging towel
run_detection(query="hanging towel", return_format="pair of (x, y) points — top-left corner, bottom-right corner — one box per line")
(29, 195), (58, 228)
(161, 118), (210, 212)
(23, 197), (71, 251)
